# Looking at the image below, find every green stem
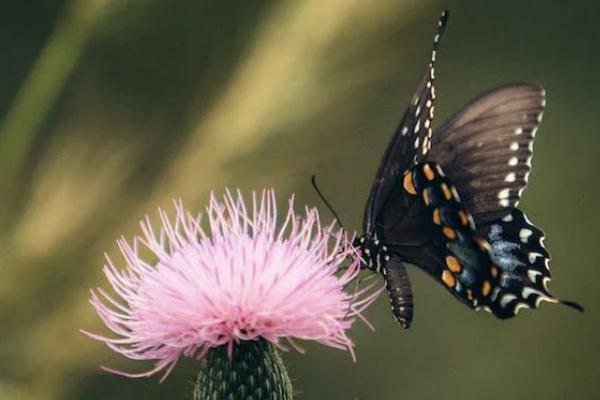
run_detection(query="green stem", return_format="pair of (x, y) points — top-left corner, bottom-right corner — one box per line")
(194, 339), (293, 400)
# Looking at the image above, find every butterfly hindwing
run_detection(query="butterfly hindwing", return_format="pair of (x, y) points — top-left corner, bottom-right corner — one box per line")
(426, 84), (545, 225)
(392, 162), (500, 309)
(479, 209), (582, 317)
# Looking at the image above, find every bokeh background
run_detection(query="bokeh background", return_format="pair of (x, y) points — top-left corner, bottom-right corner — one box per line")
(1, 1), (598, 399)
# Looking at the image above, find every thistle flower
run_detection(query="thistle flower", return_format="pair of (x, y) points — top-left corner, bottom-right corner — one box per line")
(83, 189), (379, 387)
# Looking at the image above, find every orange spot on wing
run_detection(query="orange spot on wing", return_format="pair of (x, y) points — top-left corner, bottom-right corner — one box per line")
(433, 208), (441, 225)
(422, 188), (431, 205)
(445, 255), (461, 273)
(423, 163), (435, 181)
(466, 289), (474, 301)
(442, 270), (456, 288)
(490, 266), (499, 278)
(440, 182), (452, 200)
(403, 171), (417, 195)
(482, 280), (492, 296)
(440, 183), (452, 200)
(443, 227), (457, 240)
(458, 210), (469, 226)
(475, 238), (491, 252)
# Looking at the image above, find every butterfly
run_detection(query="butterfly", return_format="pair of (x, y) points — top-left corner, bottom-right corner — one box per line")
(354, 10), (582, 328)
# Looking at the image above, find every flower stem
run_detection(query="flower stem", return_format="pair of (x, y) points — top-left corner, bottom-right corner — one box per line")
(194, 339), (293, 400)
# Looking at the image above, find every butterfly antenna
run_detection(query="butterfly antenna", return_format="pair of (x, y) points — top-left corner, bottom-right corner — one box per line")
(311, 174), (345, 229)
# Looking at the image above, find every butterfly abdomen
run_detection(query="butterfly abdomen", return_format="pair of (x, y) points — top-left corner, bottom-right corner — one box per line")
(384, 260), (414, 329)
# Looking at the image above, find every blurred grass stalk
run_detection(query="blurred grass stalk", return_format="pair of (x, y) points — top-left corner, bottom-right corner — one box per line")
(147, 0), (413, 205)
(0, 0), (112, 183)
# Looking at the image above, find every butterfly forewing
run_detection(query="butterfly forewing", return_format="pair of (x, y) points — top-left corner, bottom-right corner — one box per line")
(363, 10), (448, 234)
(426, 84), (545, 224)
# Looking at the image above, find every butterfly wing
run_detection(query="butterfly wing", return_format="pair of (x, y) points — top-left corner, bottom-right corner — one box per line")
(480, 209), (583, 317)
(363, 10), (448, 234)
(426, 84), (545, 224)
(422, 84), (582, 315)
(385, 162), (499, 309)
(383, 162), (582, 317)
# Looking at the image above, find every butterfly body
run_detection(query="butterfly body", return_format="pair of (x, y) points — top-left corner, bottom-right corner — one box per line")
(355, 10), (582, 328)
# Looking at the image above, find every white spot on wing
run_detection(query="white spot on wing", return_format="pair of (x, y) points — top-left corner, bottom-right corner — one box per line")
(401, 126), (408, 136)
(527, 269), (542, 282)
(500, 293), (517, 308)
(519, 228), (533, 243)
(514, 302), (530, 314)
(450, 186), (461, 201)
(435, 164), (445, 176)
(522, 286), (543, 299)
(490, 287), (501, 302)
(508, 157), (518, 166)
(542, 277), (551, 291)
(535, 295), (557, 307)
(498, 189), (510, 199)
(528, 252), (544, 263)
(531, 127), (538, 137)
(505, 172), (516, 183)
(515, 127), (523, 135)
(510, 142), (519, 151)
(502, 213), (514, 222)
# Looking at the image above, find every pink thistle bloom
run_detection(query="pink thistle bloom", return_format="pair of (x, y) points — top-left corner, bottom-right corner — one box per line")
(83, 189), (380, 381)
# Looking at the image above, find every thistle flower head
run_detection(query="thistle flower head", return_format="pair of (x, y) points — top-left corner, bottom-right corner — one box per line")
(84, 189), (379, 381)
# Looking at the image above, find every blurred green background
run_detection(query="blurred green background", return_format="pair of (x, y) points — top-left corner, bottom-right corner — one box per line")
(1, 1), (598, 399)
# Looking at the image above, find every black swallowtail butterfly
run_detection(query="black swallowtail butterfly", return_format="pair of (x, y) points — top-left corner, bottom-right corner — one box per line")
(354, 10), (582, 328)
